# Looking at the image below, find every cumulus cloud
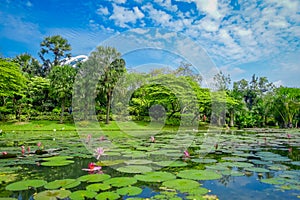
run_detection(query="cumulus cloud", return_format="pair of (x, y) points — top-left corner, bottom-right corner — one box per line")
(109, 4), (144, 28)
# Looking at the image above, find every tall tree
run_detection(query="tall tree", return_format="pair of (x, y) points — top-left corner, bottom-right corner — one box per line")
(0, 59), (27, 120)
(84, 46), (126, 124)
(48, 65), (76, 123)
(272, 87), (300, 128)
(13, 53), (42, 77)
(39, 35), (72, 76)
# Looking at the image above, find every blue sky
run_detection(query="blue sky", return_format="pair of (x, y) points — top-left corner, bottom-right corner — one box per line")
(0, 0), (299, 87)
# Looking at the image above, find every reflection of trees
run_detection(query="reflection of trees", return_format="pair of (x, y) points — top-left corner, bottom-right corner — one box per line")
(218, 175), (233, 186)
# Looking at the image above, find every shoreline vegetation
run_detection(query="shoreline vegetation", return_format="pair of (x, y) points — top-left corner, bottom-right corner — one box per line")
(1, 35), (299, 129)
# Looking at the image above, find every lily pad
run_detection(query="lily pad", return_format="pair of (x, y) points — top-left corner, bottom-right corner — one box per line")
(177, 170), (222, 180)
(116, 165), (152, 174)
(116, 186), (143, 196)
(97, 160), (124, 166)
(44, 179), (80, 189)
(134, 171), (176, 182)
(69, 190), (97, 200)
(124, 159), (153, 165)
(188, 187), (209, 196)
(154, 160), (188, 167)
(104, 177), (137, 187)
(6, 179), (47, 191)
(34, 190), (71, 200)
(95, 191), (120, 200)
(291, 161), (300, 166)
(261, 178), (285, 185)
(162, 179), (200, 192)
(191, 158), (217, 164)
(77, 174), (111, 183)
(86, 183), (111, 191)
(244, 167), (270, 173)
(41, 160), (74, 166)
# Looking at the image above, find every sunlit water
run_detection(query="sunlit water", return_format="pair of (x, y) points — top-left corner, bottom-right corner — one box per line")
(0, 130), (299, 199)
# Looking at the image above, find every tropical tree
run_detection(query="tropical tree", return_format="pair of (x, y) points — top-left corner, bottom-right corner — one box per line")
(0, 59), (27, 120)
(13, 53), (42, 77)
(82, 46), (126, 124)
(272, 87), (300, 128)
(48, 65), (76, 123)
(39, 35), (72, 76)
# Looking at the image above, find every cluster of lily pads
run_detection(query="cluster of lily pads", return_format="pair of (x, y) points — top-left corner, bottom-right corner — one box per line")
(0, 129), (300, 199)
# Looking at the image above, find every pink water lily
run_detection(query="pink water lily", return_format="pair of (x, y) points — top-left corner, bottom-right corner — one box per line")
(86, 134), (92, 143)
(150, 136), (155, 143)
(287, 134), (291, 139)
(184, 150), (190, 158)
(82, 162), (102, 173)
(2, 151), (7, 155)
(95, 147), (105, 160)
(99, 135), (105, 141)
(37, 142), (42, 149)
(21, 146), (25, 155)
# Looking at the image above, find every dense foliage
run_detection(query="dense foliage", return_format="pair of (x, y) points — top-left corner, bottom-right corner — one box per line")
(0, 35), (299, 128)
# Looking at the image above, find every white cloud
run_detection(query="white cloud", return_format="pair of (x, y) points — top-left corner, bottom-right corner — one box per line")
(153, 0), (178, 12)
(26, 1), (32, 7)
(109, 4), (144, 28)
(97, 6), (109, 15)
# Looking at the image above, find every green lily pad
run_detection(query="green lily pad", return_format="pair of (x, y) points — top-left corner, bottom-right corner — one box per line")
(188, 187), (209, 195)
(116, 165), (152, 174)
(191, 158), (217, 164)
(42, 156), (73, 161)
(0, 198), (17, 200)
(177, 170), (222, 180)
(222, 157), (247, 162)
(6, 179), (47, 191)
(116, 186), (143, 196)
(95, 191), (120, 200)
(97, 160), (124, 166)
(41, 160), (74, 166)
(77, 174), (111, 183)
(244, 167), (270, 173)
(162, 179), (200, 192)
(134, 171), (176, 182)
(44, 179), (80, 189)
(291, 161), (300, 166)
(261, 178), (285, 185)
(34, 190), (71, 200)
(225, 162), (254, 168)
(69, 190), (97, 200)
(86, 183), (111, 192)
(124, 159), (153, 165)
(104, 177), (137, 187)
(154, 161), (188, 167)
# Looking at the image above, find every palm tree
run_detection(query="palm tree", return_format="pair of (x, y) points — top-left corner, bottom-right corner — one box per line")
(39, 35), (72, 76)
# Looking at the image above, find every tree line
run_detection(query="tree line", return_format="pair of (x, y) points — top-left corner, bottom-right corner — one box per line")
(0, 35), (299, 128)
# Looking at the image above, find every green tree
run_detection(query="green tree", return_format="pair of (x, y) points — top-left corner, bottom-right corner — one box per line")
(48, 65), (76, 123)
(83, 46), (126, 124)
(272, 87), (300, 128)
(0, 59), (27, 120)
(39, 35), (72, 76)
(13, 53), (42, 77)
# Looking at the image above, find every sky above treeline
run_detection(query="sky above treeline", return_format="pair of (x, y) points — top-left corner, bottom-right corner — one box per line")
(0, 0), (299, 87)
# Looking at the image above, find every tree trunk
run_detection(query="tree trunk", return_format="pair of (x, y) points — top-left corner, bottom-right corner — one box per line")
(230, 111), (234, 127)
(106, 91), (111, 124)
(60, 98), (65, 124)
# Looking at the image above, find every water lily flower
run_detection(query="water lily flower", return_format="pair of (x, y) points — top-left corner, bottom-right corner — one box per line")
(99, 135), (105, 141)
(27, 146), (30, 153)
(21, 146), (25, 155)
(184, 150), (190, 158)
(86, 134), (92, 143)
(95, 147), (105, 160)
(82, 162), (102, 173)
(288, 148), (292, 153)
(150, 136), (155, 143)
(287, 134), (291, 139)
(53, 129), (56, 132)
(37, 142), (42, 149)
(2, 151), (7, 155)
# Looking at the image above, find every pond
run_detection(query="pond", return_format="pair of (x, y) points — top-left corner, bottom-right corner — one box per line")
(0, 129), (300, 200)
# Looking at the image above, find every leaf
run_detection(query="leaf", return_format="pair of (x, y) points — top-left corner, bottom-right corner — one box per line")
(34, 190), (71, 200)
(116, 186), (143, 196)
(104, 177), (137, 187)
(134, 172), (176, 182)
(6, 179), (47, 191)
(177, 170), (222, 180)
(44, 179), (80, 189)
